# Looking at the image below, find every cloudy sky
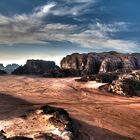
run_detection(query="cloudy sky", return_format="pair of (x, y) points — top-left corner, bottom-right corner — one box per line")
(0, 0), (140, 65)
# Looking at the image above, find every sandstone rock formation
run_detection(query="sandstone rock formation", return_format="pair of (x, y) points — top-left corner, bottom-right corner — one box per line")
(12, 60), (81, 77)
(61, 52), (140, 75)
(12, 52), (140, 77)
(12, 60), (59, 75)
(108, 70), (140, 96)
(0, 105), (75, 140)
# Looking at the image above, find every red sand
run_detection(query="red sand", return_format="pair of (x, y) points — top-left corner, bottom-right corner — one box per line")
(0, 75), (140, 140)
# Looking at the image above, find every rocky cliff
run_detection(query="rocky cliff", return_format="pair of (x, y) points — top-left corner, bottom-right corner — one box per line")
(61, 52), (140, 75)
(12, 60), (59, 75)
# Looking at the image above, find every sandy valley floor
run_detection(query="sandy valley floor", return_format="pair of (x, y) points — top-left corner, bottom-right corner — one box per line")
(0, 75), (140, 140)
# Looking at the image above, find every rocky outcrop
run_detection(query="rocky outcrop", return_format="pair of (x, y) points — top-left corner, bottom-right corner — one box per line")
(0, 105), (76, 140)
(12, 60), (59, 75)
(108, 70), (140, 96)
(89, 72), (119, 83)
(12, 60), (81, 77)
(61, 52), (140, 75)
(76, 72), (119, 83)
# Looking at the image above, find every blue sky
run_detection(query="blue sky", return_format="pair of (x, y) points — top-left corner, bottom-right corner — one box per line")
(0, 0), (140, 65)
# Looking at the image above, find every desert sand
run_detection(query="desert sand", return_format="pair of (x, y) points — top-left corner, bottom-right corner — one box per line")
(0, 75), (140, 140)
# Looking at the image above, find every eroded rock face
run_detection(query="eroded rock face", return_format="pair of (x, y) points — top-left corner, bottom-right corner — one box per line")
(0, 105), (75, 140)
(12, 60), (59, 75)
(61, 52), (140, 75)
(108, 70), (140, 96)
(99, 58), (123, 73)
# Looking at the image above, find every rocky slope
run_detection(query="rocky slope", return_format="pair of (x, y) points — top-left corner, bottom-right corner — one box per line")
(12, 60), (59, 75)
(0, 105), (75, 140)
(61, 52), (140, 75)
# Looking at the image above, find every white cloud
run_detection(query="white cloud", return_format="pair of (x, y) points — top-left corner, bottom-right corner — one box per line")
(0, 3), (138, 52)
(34, 3), (56, 18)
(89, 22), (130, 33)
(62, 0), (96, 4)
(48, 0), (98, 16)
(50, 4), (89, 16)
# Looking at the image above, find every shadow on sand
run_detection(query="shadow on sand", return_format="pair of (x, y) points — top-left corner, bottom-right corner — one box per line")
(74, 119), (133, 140)
(0, 93), (35, 120)
(0, 93), (135, 140)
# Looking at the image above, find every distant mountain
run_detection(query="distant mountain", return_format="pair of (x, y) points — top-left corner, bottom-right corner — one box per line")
(12, 60), (59, 75)
(4, 64), (20, 73)
(0, 63), (20, 74)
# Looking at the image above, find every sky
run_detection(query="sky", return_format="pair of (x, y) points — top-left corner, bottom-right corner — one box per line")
(0, 0), (140, 66)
